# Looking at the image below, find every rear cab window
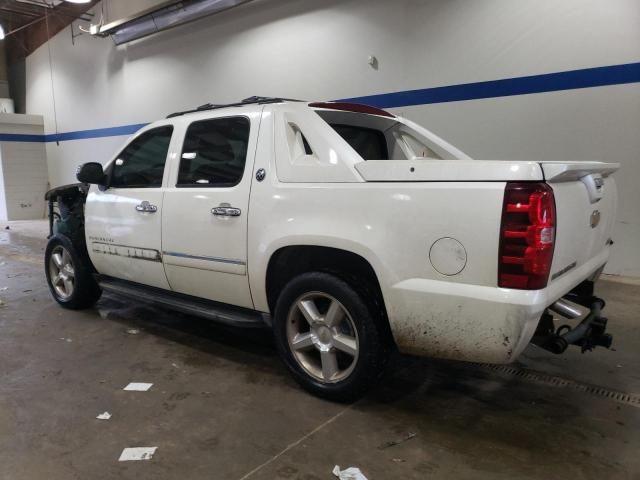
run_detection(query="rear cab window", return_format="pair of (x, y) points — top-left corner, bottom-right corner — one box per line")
(330, 124), (388, 160)
(313, 107), (448, 161)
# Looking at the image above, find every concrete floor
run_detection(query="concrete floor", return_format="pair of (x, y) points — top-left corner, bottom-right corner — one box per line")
(1, 221), (639, 480)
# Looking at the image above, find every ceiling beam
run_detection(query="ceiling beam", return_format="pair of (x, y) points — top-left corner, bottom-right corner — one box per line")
(5, 0), (100, 63)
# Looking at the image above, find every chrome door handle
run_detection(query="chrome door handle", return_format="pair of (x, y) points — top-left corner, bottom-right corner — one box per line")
(135, 201), (157, 213)
(211, 205), (241, 217)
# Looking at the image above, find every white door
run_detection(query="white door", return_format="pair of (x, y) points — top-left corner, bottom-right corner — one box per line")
(162, 112), (260, 309)
(85, 125), (174, 289)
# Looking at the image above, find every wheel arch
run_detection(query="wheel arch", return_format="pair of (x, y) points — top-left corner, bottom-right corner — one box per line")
(264, 244), (395, 348)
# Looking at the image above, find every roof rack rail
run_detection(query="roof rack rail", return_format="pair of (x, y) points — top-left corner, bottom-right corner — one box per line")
(166, 96), (303, 118)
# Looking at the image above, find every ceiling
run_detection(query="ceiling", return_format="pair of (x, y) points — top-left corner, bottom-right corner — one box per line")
(0, 0), (97, 33)
(0, 0), (96, 32)
(2, 0), (99, 61)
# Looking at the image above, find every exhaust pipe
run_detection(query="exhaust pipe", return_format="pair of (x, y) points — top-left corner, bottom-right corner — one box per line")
(535, 296), (611, 354)
(549, 298), (584, 319)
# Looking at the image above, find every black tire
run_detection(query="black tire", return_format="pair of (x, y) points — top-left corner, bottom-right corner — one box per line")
(273, 272), (387, 402)
(45, 235), (101, 309)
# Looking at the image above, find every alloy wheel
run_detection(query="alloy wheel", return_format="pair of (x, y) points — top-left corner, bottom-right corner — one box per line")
(286, 292), (359, 383)
(49, 245), (75, 300)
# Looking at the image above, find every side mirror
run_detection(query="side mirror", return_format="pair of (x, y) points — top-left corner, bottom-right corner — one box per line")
(76, 162), (105, 185)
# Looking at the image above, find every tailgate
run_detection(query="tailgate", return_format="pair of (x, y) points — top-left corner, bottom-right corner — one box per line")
(541, 161), (619, 285)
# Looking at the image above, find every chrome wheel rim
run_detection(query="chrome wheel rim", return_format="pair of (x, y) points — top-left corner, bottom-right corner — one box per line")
(286, 292), (359, 383)
(49, 245), (75, 300)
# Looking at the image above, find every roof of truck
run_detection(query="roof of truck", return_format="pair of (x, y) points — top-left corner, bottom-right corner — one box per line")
(166, 96), (395, 119)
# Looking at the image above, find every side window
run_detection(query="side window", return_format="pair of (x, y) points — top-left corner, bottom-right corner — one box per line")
(178, 117), (250, 187)
(110, 126), (173, 188)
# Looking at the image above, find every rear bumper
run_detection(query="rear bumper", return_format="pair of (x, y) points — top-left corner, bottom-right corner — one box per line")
(385, 248), (610, 363)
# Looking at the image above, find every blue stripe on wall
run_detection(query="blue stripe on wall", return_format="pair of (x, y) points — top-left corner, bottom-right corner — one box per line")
(45, 123), (149, 142)
(0, 123), (148, 143)
(0, 133), (48, 142)
(339, 62), (640, 108)
(0, 62), (638, 144)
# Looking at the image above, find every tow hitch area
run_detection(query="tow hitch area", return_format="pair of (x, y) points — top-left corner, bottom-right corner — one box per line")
(532, 281), (613, 354)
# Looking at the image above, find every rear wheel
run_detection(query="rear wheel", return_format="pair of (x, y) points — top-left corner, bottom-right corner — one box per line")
(273, 272), (386, 401)
(45, 235), (101, 309)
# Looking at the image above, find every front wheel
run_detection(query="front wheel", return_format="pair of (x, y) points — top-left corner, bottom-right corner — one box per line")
(45, 235), (101, 309)
(273, 272), (386, 402)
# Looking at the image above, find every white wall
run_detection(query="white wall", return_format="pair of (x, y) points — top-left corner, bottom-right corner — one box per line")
(0, 114), (48, 220)
(24, 0), (640, 275)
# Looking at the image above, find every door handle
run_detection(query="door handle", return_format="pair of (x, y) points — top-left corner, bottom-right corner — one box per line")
(135, 201), (158, 213)
(211, 205), (241, 217)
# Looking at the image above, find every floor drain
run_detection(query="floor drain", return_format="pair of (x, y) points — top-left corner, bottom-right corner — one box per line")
(472, 363), (640, 408)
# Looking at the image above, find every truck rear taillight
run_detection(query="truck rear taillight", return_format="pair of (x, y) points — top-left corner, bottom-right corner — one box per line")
(499, 182), (556, 290)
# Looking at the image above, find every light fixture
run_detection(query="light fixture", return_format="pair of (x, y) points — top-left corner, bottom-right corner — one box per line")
(102, 0), (252, 45)
(0, 25), (4, 40)
(64, 0), (91, 3)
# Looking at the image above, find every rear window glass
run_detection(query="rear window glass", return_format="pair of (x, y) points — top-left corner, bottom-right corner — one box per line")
(329, 124), (389, 160)
(315, 109), (445, 161)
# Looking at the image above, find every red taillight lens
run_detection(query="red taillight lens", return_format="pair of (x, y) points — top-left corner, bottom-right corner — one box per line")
(499, 182), (556, 290)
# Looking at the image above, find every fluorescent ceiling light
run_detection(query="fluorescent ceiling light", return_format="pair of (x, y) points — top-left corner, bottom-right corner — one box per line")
(0, 25), (4, 40)
(64, 0), (91, 3)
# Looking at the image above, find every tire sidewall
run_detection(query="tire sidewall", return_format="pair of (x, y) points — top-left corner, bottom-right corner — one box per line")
(273, 272), (383, 401)
(45, 234), (100, 309)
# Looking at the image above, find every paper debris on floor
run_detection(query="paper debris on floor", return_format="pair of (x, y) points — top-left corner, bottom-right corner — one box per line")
(118, 447), (157, 461)
(123, 382), (153, 391)
(126, 328), (140, 335)
(333, 465), (368, 480)
(96, 412), (111, 420)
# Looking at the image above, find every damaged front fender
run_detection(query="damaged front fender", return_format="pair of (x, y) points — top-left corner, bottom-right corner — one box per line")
(45, 183), (89, 240)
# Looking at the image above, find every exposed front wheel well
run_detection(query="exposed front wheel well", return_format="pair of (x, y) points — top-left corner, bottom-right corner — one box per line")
(265, 245), (394, 347)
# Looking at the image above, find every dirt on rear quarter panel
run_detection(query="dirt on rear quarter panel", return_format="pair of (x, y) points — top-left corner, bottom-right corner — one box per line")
(390, 302), (523, 364)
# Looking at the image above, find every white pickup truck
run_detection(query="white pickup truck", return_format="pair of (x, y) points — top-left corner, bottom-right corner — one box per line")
(44, 97), (618, 401)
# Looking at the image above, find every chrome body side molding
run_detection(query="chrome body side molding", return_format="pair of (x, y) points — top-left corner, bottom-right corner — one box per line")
(163, 251), (246, 266)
